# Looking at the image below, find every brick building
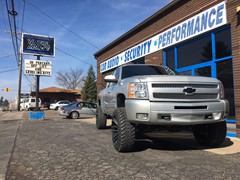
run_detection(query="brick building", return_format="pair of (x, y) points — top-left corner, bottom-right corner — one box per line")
(31, 86), (81, 107)
(94, 0), (240, 137)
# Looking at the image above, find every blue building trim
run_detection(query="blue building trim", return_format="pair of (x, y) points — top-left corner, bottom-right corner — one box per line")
(227, 133), (237, 138)
(174, 47), (178, 70)
(163, 51), (167, 65)
(226, 119), (236, 124)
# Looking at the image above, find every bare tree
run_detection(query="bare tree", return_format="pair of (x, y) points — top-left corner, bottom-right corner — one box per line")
(55, 67), (84, 90)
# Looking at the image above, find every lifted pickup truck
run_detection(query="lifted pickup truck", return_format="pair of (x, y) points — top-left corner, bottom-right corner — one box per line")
(96, 64), (229, 152)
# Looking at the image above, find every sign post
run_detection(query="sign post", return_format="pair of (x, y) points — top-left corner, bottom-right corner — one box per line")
(36, 55), (40, 111)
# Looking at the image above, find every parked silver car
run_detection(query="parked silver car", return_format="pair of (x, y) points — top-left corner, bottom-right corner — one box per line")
(59, 101), (97, 119)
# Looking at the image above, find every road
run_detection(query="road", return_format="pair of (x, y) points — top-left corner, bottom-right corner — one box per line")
(0, 110), (240, 179)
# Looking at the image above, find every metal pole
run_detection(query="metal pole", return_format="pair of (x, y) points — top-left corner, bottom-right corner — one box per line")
(35, 55), (40, 111)
(17, 53), (22, 111)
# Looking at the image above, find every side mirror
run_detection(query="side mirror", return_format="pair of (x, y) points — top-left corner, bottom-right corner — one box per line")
(104, 75), (118, 83)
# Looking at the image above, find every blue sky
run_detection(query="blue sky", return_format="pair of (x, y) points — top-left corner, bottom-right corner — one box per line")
(0, 0), (172, 101)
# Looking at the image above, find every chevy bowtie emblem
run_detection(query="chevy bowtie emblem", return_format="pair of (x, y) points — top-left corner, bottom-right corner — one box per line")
(183, 87), (196, 95)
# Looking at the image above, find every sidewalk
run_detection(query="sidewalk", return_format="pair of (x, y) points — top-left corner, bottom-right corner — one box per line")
(0, 111), (23, 180)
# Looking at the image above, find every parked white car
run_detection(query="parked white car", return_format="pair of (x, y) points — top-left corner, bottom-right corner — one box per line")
(49, 100), (70, 110)
(20, 98), (41, 111)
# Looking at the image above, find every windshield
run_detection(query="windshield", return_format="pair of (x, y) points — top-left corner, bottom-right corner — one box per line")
(121, 65), (178, 79)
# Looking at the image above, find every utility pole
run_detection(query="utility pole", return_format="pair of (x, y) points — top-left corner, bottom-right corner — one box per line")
(5, 31), (22, 111)
(7, 0), (23, 111)
(5, 31), (23, 111)
(17, 53), (23, 111)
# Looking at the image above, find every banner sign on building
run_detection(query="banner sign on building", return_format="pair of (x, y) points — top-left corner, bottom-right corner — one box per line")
(100, 1), (227, 73)
(24, 59), (52, 76)
(21, 33), (55, 57)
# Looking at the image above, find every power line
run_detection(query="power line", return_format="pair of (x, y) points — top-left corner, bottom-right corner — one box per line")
(1, 0), (8, 30)
(5, 0), (18, 64)
(27, 1), (100, 50)
(0, 54), (14, 59)
(10, 0), (20, 62)
(2, 64), (17, 69)
(23, 74), (34, 87)
(21, 0), (26, 33)
(56, 47), (96, 68)
(16, 0), (21, 28)
(20, 2), (97, 73)
(5, 0), (24, 111)
(0, 68), (18, 74)
(22, 1), (98, 71)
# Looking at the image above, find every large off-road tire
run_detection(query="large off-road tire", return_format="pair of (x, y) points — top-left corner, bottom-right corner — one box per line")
(192, 121), (226, 147)
(70, 111), (79, 119)
(96, 106), (107, 129)
(112, 108), (135, 152)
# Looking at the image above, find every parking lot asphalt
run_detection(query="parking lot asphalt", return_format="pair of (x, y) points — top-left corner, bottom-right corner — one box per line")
(79, 118), (240, 155)
(0, 110), (240, 179)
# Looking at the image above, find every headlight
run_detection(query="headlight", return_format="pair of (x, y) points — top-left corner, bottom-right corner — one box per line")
(219, 83), (225, 99)
(128, 82), (148, 99)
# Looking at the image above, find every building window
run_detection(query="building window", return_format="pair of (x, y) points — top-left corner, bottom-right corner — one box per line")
(165, 49), (174, 69)
(179, 70), (191, 76)
(164, 26), (235, 121)
(178, 35), (212, 68)
(217, 60), (235, 119)
(215, 28), (232, 59)
(195, 66), (211, 77)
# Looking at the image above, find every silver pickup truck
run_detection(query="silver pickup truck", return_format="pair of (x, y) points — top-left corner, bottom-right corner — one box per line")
(97, 64), (229, 152)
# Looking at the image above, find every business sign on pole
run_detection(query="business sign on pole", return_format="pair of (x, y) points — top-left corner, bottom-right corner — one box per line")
(21, 33), (55, 57)
(24, 59), (52, 76)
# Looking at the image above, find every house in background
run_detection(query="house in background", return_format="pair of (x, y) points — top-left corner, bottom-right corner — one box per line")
(30, 86), (81, 108)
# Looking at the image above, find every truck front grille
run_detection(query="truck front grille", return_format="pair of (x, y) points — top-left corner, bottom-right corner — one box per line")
(150, 83), (219, 101)
(153, 93), (218, 99)
(152, 84), (217, 89)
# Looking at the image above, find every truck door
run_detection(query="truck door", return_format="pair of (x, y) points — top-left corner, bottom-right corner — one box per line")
(104, 68), (120, 115)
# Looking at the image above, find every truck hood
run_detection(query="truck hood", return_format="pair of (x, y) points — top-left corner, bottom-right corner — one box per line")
(132, 75), (220, 84)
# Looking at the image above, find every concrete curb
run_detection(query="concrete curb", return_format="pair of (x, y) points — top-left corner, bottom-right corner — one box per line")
(205, 137), (240, 155)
